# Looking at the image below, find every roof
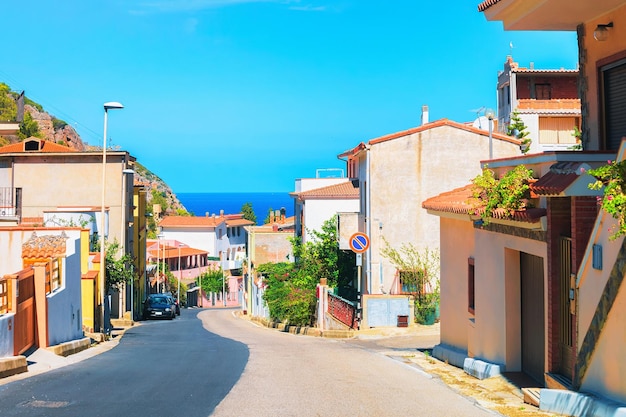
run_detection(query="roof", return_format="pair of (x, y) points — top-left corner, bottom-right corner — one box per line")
(21, 231), (69, 258)
(0, 138), (76, 154)
(422, 184), (546, 224)
(530, 162), (594, 196)
(477, 0), (500, 12)
(338, 118), (520, 158)
(159, 216), (225, 228)
(149, 245), (207, 259)
(291, 180), (359, 200)
(226, 218), (255, 227)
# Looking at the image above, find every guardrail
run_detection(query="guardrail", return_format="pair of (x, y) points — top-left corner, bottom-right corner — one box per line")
(328, 292), (358, 329)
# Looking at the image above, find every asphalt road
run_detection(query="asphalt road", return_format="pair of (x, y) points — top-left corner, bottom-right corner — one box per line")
(0, 309), (497, 417)
(0, 309), (248, 417)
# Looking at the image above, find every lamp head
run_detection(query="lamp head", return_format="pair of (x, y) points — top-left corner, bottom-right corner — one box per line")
(594, 22), (613, 42)
(104, 101), (124, 111)
(485, 108), (495, 120)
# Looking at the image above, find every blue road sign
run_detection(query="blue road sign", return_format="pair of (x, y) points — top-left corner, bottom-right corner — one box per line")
(349, 232), (370, 253)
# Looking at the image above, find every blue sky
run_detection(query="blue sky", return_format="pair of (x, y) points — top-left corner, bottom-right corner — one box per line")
(1, 1), (578, 193)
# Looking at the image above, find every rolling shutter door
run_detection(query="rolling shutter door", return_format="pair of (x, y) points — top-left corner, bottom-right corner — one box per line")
(603, 61), (626, 151)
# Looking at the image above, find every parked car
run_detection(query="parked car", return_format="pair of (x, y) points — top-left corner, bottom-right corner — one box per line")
(164, 292), (181, 315)
(143, 294), (176, 320)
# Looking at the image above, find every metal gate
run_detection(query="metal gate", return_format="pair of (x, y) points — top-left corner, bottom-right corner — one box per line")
(521, 252), (545, 384)
(14, 270), (37, 355)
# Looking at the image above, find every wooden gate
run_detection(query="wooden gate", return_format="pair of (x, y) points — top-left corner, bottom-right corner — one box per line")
(559, 237), (574, 380)
(14, 270), (37, 355)
(521, 252), (545, 384)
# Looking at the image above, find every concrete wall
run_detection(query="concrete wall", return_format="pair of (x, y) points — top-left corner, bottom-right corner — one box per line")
(252, 231), (293, 265)
(6, 153), (131, 247)
(364, 123), (521, 295)
(303, 198), (359, 244)
(471, 228), (547, 371)
(582, 5), (626, 151)
(577, 202), (626, 403)
(162, 229), (217, 256)
(438, 217), (475, 353)
(45, 230), (84, 346)
(0, 314), (14, 357)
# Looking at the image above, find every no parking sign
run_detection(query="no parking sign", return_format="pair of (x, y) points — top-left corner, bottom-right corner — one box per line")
(349, 232), (370, 253)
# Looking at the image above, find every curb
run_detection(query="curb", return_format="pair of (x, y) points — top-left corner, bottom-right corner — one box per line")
(245, 314), (355, 339)
(0, 356), (27, 379)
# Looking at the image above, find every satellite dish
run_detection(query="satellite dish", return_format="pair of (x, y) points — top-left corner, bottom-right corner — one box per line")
(472, 116), (489, 130)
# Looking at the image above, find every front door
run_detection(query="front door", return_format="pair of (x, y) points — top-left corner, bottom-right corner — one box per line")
(520, 252), (545, 384)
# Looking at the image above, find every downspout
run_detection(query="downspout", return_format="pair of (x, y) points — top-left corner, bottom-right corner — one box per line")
(366, 144), (372, 295)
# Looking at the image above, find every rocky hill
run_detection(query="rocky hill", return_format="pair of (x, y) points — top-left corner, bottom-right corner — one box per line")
(0, 88), (185, 216)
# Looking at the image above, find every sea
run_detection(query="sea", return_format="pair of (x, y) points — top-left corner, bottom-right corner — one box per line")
(176, 192), (294, 226)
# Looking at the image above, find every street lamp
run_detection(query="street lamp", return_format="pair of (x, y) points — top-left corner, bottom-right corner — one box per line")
(99, 101), (124, 335)
(485, 108), (495, 159)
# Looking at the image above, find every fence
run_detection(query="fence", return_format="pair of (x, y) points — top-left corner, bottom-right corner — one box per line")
(0, 276), (11, 315)
(328, 292), (358, 329)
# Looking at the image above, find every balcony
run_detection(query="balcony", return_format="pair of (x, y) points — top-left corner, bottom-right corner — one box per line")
(221, 259), (243, 271)
(0, 187), (20, 221)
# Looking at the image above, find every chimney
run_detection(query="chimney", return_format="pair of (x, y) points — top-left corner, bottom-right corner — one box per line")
(421, 105), (429, 125)
(220, 209), (224, 217)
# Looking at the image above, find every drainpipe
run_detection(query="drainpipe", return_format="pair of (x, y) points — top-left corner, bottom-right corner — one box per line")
(365, 144), (372, 295)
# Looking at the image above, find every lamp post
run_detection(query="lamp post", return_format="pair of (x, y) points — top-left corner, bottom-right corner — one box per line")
(485, 108), (495, 159)
(99, 101), (124, 335)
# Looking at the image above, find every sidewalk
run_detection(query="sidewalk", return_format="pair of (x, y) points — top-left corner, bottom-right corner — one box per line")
(0, 324), (131, 387)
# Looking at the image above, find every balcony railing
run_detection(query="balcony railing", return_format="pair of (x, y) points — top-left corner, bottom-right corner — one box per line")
(0, 187), (21, 219)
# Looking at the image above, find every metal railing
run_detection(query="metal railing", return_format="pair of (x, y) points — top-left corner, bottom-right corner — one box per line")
(0, 277), (11, 315)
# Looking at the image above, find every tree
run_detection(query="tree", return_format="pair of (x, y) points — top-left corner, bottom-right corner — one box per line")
(241, 202), (257, 224)
(0, 83), (17, 122)
(264, 207), (274, 224)
(507, 109), (531, 154)
(198, 267), (229, 295)
(381, 238), (440, 324)
(104, 241), (135, 293)
(18, 112), (43, 140)
(259, 215), (356, 325)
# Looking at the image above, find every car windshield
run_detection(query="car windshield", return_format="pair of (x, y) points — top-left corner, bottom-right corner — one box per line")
(151, 297), (168, 304)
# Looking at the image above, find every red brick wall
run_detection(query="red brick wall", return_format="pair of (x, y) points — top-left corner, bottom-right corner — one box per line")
(516, 75), (578, 100)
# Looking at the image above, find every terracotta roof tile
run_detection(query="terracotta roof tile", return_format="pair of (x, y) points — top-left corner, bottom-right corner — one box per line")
(226, 218), (255, 227)
(422, 184), (546, 223)
(159, 216), (225, 228)
(21, 231), (68, 258)
(293, 180), (359, 200)
(477, 0), (501, 12)
(0, 139), (76, 154)
(530, 162), (589, 196)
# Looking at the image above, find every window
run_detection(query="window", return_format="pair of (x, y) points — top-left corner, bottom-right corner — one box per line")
(601, 58), (626, 151)
(399, 271), (418, 294)
(538, 117), (579, 144)
(468, 258), (475, 315)
(535, 83), (551, 100)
